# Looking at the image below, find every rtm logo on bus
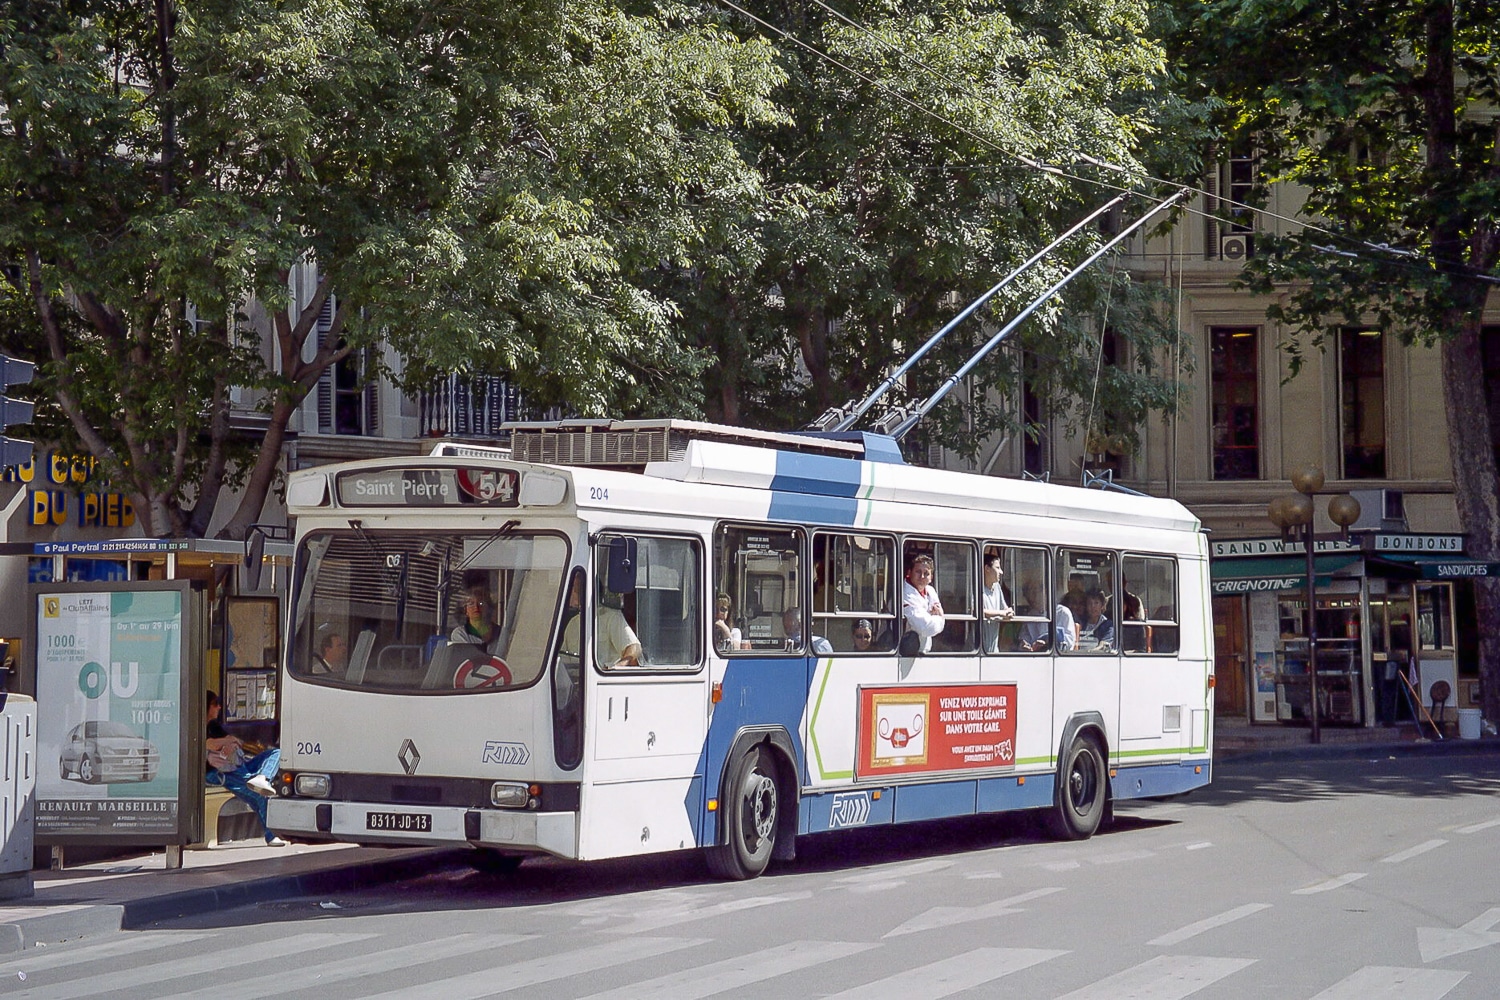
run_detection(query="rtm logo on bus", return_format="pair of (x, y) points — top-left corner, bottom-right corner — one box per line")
(482, 741), (531, 766)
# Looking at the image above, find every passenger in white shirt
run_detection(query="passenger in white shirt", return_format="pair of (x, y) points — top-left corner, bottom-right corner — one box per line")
(901, 554), (945, 653)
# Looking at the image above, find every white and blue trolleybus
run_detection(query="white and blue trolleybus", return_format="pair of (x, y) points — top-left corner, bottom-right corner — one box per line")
(267, 420), (1213, 878)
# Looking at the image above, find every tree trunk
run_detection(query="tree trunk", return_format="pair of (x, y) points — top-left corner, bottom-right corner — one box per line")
(217, 397), (300, 541)
(1438, 312), (1500, 725)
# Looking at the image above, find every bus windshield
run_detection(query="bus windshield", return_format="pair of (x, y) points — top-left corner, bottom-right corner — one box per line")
(289, 529), (569, 694)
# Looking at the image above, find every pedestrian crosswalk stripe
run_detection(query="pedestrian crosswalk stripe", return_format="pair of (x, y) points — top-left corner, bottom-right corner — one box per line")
(1379, 839), (1447, 864)
(883, 887), (1064, 937)
(1052, 955), (1255, 1000)
(1454, 816), (1500, 834)
(0, 932), (211, 976)
(7, 932), (372, 1000)
(1149, 904), (1271, 946)
(819, 947), (1067, 1000)
(603, 891), (813, 934)
(1293, 873), (1366, 894)
(1306, 965), (1466, 1000)
(358, 935), (705, 1000)
(578, 939), (874, 1000)
(169, 932), (532, 1000)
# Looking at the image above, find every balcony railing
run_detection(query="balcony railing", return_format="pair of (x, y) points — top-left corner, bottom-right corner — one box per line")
(417, 375), (526, 439)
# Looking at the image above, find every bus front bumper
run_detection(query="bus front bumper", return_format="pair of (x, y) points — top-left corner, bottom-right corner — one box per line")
(268, 798), (578, 858)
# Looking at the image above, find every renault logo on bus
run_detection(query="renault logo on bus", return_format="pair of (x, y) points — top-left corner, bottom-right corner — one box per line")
(398, 738), (421, 775)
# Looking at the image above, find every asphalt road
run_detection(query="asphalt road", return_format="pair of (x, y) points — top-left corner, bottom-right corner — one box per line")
(7, 749), (1500, 999)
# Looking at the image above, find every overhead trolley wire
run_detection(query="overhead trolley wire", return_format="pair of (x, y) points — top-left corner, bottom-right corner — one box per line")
(721, 0), (1500, 285)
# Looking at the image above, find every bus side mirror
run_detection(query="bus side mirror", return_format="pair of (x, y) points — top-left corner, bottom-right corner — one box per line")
(244, 530), (266, 592)
(607, 537), (637, 594)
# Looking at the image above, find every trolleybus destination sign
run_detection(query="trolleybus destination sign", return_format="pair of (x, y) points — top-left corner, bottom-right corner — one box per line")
(336, 467), (519, 507)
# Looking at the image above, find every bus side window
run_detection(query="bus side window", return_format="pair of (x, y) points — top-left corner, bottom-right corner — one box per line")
(715, 524), (804, 654)
(595, 535), (701, 669)
(813, 532), (896, 652)
(1124, 555), (1178, 655)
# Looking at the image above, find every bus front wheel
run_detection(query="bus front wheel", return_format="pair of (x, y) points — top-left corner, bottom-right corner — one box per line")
(706, 748), (778, 880)
(1045, 735), (1107, 840)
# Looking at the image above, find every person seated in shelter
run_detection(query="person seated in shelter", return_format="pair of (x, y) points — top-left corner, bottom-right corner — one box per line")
(310, 623), (347, 674)
(901, 553), (945, 653)
(451, 571), (502, 652)
(782, 606), (832, 654)
(205, 690), (286, 847)
(1076, 588), (1115, 651)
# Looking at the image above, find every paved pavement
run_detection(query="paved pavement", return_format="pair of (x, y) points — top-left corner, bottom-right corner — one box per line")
(0, 723), (1493, 956)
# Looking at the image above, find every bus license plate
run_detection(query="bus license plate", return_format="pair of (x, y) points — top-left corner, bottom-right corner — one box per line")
(366, 811), (432, 833)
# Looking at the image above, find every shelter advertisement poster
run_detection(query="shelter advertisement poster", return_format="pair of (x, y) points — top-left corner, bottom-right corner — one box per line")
(33, 587), (188, 840)
(857, 683), (1018, 778)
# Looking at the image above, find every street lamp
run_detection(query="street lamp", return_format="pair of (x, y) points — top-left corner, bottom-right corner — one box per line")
(1267, 464), (1361, 744)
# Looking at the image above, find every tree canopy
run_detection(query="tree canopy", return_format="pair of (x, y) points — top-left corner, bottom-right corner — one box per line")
(673, 0), (1200, 460)
(1, 0), (783, 536)
(2, 0), (1199, 540)
(1167, 0), (1500, 719)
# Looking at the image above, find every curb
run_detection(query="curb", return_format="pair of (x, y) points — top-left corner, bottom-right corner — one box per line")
(1216, 735), (1500, 767)
(0, 847), (468, 954)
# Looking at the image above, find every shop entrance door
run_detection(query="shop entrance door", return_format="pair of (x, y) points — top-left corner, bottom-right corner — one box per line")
(1212, 596), (1248, 716)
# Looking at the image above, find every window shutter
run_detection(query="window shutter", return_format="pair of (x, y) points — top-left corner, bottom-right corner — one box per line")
(314, 295), (336, 433)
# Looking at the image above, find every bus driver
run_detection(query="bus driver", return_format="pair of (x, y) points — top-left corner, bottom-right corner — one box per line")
(562, 576), (642, 667)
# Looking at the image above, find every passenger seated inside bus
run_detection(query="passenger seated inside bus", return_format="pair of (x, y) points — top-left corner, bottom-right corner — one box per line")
(1076, 589), (1114, 651)
(451, 572), (502, 653)
(782, 606), (832, 654)
(311, 624), (348, 675)
(1015, 578), (1075, 652)
(1119, 591), (1152, 652)
(714, 594), (742, 653)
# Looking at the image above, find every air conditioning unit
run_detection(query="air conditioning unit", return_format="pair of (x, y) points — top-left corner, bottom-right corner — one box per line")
(1348, 489), (1407, 532)
(1219, 233), (1254, 261)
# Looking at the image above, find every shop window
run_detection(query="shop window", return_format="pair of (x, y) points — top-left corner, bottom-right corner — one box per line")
(812, 533), (896, 652)
(1211, 328), (1259, 480)
(1339, 328), (1386, 478)
(714, 525), (803, 654)
(1417, 584), (1454, 651)
(1057, 549), (1118, 653)
(1122, 555), (1178, 654)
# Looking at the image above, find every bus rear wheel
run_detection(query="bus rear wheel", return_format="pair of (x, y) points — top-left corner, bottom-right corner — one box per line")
(1045, 735), (1107, 840)
(706, 747), (778, 880)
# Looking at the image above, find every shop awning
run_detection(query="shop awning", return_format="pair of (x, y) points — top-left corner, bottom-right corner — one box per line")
(1370, 553), (1500, 580)
(1209, 554), (1362, 595)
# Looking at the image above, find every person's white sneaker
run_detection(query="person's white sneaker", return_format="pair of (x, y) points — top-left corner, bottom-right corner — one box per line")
(247, 775), (277, 796)
(265, 836), (289, 847)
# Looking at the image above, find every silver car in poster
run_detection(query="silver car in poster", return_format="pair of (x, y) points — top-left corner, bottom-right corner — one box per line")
(59, 721), (160, 784)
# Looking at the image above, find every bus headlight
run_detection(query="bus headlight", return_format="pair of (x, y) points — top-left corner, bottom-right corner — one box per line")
(490, 781), (535, 808)
(295, 773), (332, 798)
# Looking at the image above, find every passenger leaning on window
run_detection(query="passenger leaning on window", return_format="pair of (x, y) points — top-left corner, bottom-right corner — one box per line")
(902, 554), (945, 653)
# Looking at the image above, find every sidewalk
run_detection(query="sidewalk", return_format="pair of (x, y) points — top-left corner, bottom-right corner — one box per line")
(1, 720), (1496, 956)
(0, 840), (463, 955)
